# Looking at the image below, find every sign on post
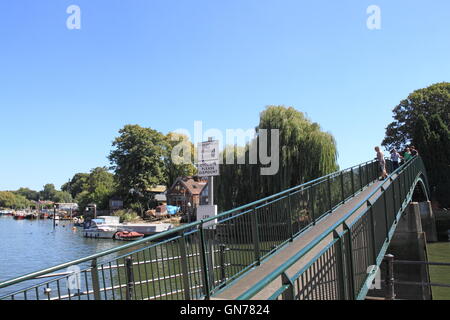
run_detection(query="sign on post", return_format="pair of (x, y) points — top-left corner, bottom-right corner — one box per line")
(197, 140), (220, 177)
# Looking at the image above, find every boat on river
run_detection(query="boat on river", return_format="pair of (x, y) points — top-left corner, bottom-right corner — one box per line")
(114, 230), (144, 241)
(0, 210), (14, 216)
(82, 216), (122, 239)
(13, 211), (26, 220)
(120, 223), (174, 236)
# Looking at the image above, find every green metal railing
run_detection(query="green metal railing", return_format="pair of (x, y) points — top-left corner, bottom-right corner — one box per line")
(0, 159), (382, 300)
(237, 156), (429, 300)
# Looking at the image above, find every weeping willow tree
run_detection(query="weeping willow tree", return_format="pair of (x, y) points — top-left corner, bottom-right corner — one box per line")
(215, 106), (339, 211)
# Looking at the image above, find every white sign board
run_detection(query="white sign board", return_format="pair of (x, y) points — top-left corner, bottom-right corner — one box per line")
(198, 140), (219, 162)
(197, 205), (218, 228)
(197, 160), (219, 177)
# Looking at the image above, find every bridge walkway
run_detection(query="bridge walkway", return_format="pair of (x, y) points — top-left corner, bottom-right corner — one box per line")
(212, 176), (395, 300)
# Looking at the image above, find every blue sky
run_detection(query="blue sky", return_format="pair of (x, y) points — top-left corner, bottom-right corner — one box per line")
(0, 0), (449, 191)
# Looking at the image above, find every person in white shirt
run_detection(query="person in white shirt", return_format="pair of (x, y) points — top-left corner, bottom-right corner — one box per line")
(390, 149), (402, 171)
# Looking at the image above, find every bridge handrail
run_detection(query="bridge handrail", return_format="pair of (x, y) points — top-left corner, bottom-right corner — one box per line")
(236, 155), (424, 300)
(0, 158), (379, 290)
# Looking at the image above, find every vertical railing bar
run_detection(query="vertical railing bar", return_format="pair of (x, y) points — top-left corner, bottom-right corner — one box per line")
(84, 268), (90, 300)
(91, 258), (101, 300)
(108, 261), (115, 301)
(381, 187), (389, 240)
(147, 247), (159, 300)
(136, 252), (145, 300)
(199, 223), (211, 300)
(367, 202), (377, 265)
(116, 259), (124, 300)
(100, 264), (107, 300)
(125, 256), (134, 300)
(178, 232), (191, 300)
(333, 230), (346, 300)
(251, 207), (261, 266)
(328, 176), (332, 213)
(351, 168), (355, 197)
(344, 223), (356, 299)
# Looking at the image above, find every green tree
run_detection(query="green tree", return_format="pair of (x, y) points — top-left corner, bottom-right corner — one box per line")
(0, 191), (31, 209)
(383, 83), (450, 207)
(14, 187), (39, 201)
(109, 125), (168, 214)
(215, 106), (339, 211)
(53, 191), (73, 203)
(71, 167), (116, 211)
(61, 173), (89, 199)
(166, 132), (197, 188)
(39, 184), (57, 201)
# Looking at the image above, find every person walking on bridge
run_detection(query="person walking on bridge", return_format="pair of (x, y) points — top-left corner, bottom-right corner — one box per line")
(390, 149), (402, 171)
(375, 146), (388, 180)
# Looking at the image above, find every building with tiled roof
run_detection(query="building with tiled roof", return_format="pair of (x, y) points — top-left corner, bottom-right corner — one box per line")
(166, 176), (207, 214)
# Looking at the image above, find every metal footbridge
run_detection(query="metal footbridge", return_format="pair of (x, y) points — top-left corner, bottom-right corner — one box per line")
(0, 156), (429, 300)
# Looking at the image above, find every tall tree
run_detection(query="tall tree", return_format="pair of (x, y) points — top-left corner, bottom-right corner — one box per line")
(215, 106), (339, 211)
(109, 125), (168, 214)
(39, 184), (57, 201)
(61, 173), (89, 199)
(383, 83), (450, 207)
(74, 167), (116, 210)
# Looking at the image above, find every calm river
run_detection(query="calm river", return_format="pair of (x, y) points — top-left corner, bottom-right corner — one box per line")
(0, 216), (122, 283)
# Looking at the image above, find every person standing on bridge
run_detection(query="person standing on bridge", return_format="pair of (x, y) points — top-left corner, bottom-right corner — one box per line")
(375, 146), (388, 180)
(403, 147), (413, 163)
(390, 149), (402, 171)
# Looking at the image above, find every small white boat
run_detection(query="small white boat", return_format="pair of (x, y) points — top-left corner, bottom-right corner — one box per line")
(120, 223), (174, 236)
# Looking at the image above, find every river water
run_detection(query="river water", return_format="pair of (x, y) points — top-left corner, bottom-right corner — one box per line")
(0, 216), (122, 283)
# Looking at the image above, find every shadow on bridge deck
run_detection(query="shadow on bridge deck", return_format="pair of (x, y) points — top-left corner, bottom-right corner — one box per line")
(212, 177), (395, 300)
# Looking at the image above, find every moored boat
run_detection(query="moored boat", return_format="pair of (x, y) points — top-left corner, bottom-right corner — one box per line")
(13, 211), (26, 220)
(82, 216), (122, 239)
(114, 230), (144, 241)
(120, 223), (174, 236)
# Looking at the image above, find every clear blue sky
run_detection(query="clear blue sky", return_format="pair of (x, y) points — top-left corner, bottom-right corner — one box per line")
(1, 0), (449, 191)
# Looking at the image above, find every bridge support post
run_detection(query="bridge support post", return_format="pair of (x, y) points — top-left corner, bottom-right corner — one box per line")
(90, 258), (101, 300)
(368, 202), (433, 300)
(384, 254), (395, 300)
(418, 201), (438, 242)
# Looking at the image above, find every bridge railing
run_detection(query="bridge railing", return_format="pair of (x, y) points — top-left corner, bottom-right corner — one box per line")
(0, 159), (382, 300)
(237, 156), (428, 300)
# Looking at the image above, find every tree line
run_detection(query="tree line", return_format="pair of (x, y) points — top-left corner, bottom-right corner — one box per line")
(382, 82), (450, 208)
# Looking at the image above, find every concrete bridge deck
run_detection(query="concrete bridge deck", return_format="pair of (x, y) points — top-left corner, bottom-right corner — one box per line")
(212, 178), (394, 300)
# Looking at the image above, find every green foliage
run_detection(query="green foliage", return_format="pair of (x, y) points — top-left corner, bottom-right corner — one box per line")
(109, 125), (173, 214)
(0, 191), (31, 209)
(39, 184), (57, 201)
(166, 132), (197, 188)
(61, 173), (89, 199)
(215, 106), (339, 211)
(72, 167), (116, 211)
(113, 209), (140, 223)
(383, 83), (450, 207)
(14, 187), (39, 201)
